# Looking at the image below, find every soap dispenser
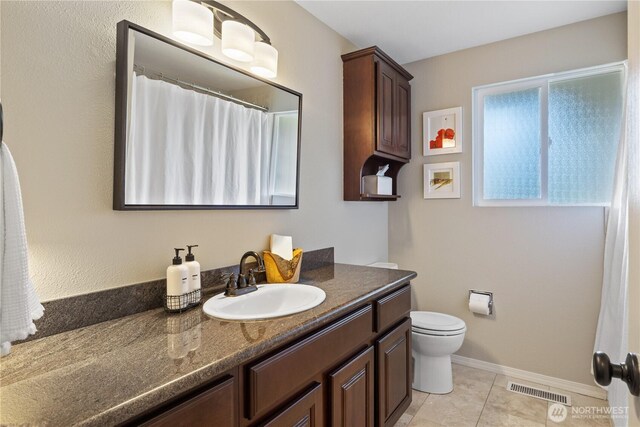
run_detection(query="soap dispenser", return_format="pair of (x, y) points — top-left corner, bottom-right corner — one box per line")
(167, 248), (189, 310)
(185, 245), (201, 303)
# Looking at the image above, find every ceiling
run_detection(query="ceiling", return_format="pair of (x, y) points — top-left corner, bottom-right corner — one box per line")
(295, 1), (627, 64)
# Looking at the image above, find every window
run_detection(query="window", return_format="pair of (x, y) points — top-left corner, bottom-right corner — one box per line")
(473, 63), (625, 206)
(268, 111), (299, 205)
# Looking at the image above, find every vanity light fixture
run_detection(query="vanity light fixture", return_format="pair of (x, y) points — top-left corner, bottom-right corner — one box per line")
(171, 0), (278, 78)
(172, 0), (214, 46)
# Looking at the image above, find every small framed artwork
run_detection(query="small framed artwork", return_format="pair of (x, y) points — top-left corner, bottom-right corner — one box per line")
(423, 107), (463, 156)
(424, 162), (461, 199)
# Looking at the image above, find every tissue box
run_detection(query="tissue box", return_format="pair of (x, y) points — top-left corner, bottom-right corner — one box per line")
(362, 175), (392, 195)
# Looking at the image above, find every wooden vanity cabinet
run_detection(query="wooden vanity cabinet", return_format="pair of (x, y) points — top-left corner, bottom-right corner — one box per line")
(132, 284), (412, 427)
(342, 46), (413, 201)
(244, 284), (412, 427)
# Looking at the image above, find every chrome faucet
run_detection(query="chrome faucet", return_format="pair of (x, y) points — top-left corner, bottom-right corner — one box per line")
(224, 251), (265, 297)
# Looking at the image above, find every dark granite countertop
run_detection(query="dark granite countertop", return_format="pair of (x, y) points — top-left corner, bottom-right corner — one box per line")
(0, 264), (416, 426)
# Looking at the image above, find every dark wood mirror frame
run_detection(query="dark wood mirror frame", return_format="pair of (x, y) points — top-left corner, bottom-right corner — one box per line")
(113, 20), (302, 211)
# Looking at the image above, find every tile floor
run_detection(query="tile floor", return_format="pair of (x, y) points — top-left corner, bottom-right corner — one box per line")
(395, 364), (612, 427)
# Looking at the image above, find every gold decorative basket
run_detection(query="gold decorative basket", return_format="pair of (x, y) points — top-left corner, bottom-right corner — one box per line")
(263, 249), (303, 283)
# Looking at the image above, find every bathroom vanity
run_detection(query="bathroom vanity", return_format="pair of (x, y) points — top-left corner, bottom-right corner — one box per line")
(0, 264), (416, 427)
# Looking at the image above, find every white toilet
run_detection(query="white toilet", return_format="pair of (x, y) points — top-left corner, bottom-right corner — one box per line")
(411, 311), (466, 394)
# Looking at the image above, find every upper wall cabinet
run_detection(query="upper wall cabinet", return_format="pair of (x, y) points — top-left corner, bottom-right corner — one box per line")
(342, 47), (413, 201)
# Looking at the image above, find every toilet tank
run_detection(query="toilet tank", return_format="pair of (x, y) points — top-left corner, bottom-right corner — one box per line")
(367, 262), (399, 269)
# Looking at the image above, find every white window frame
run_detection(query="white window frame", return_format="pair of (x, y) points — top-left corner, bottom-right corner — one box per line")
(472, 62), (626, 207)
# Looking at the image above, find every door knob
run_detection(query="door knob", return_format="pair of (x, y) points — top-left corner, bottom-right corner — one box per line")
(592, 352), (640, 396)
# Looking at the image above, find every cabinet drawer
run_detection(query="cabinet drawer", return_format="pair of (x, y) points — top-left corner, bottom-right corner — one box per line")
(375, 285), (411, 332)
(260, 383), (323, 427)
(141, 376), (235, 427)
(248, 305), (373, 419)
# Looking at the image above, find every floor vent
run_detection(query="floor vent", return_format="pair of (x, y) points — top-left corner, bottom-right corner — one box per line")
(506, 381), (572, 406)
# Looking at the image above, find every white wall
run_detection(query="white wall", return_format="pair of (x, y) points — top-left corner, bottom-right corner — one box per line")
(0, 1), (388, 301)
(389, 13), (627, 386)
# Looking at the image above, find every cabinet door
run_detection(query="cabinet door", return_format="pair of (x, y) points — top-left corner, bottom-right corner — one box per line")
(395, 78), (411, 159)
(141, 376), (236, 427)
(376, 318), (412, 427)
(376, 59), (396, 156)
(261, 383), (323, 427)
(330, 347), (375, 427)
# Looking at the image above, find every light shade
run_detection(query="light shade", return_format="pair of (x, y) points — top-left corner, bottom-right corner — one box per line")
(172, 0), (214, 46)
(251, 42), (278, 79)
(221, 20), (255, 62)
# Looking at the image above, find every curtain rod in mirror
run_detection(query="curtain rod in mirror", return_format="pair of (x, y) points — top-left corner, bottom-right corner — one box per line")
(133, 64), (268, 112)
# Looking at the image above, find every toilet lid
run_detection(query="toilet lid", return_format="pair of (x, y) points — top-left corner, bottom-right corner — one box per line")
(410, 311), (466, 332)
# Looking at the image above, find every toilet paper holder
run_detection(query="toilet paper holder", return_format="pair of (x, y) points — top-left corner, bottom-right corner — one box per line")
(468, 290), (494, 315)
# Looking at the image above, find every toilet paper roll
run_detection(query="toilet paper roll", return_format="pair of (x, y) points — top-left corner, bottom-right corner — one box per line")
(469, 293), (492, 315)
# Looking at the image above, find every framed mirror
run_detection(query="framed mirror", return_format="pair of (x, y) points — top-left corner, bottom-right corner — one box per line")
(114, 21), (302, 210)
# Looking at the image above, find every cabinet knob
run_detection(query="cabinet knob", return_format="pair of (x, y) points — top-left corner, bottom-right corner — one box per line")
(592, 352), (640, 396)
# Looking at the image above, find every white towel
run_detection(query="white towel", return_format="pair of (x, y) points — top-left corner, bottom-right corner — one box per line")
(0, 142), (43, 356)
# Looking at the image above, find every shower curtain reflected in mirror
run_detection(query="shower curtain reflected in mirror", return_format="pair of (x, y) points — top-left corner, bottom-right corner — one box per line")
(125, 74), (295, 206)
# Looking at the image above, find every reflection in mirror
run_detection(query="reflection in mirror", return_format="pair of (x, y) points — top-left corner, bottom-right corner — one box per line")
(114, 21), (301, 210)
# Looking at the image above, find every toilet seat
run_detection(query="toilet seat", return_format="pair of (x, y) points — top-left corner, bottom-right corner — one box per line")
(411, 311), (466, 336)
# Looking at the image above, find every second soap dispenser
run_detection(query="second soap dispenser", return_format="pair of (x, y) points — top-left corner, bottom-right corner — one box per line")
(185, 245), (201, 304)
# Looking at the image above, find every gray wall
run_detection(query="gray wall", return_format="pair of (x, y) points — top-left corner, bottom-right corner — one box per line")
(389, 12), (627, 386)
(0, 1), (388, 301)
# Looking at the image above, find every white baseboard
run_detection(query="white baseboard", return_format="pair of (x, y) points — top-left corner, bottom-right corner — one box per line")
(451, 354), (607, 400)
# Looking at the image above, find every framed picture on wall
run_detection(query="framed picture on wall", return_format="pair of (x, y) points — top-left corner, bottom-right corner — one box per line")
(423, 107), (463, 156)
(424, 162), (461, 199)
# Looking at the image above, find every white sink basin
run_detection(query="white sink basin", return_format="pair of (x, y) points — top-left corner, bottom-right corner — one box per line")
(203, 284), (326, 320)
